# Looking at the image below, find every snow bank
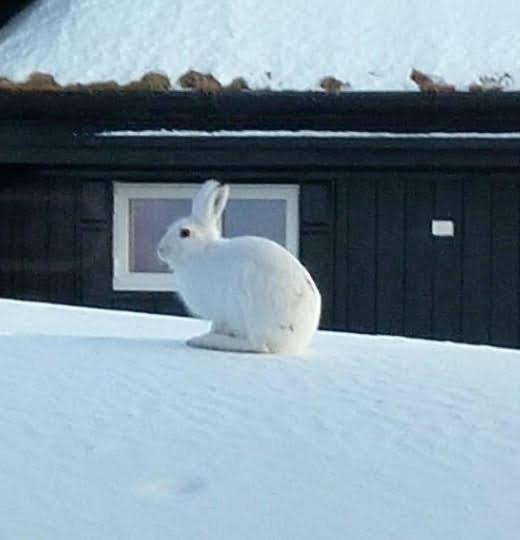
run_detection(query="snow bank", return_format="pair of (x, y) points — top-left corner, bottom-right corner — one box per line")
(1, 299), (520, 539)
(0, 0), (519, 90)
(0, 297), (208, 339)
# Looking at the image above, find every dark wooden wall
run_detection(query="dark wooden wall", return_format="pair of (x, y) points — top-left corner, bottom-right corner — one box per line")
(0, 168), (78, 305)
(1, 162), (519, 348)
(2, 87), (520, 349)
(334, 172), (520, 348)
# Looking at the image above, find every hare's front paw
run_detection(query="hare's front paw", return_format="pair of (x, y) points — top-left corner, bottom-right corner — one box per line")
(187, 333), (213, 349)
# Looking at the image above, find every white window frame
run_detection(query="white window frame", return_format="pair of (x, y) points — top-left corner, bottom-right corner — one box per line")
(113, 182), (300, 291)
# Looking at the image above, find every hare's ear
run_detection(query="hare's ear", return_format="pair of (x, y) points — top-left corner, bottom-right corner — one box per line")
(192, 180), (220, 224)
(192, 180), (229, 225)
(210, 184), (230, 223)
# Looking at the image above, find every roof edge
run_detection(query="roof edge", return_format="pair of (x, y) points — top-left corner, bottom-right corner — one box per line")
(1, 90), (520, 133)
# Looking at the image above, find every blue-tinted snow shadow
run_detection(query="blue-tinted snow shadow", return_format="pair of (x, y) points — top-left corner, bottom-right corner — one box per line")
(0, 333), (187, 359)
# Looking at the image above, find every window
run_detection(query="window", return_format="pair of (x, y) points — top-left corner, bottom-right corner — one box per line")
(113, 183), (299, 291)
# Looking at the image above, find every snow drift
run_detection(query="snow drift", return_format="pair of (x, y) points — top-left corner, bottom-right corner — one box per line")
(1, 298), (519, 539)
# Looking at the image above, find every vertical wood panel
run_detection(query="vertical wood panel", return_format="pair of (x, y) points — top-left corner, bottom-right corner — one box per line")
(47, 178), (77, 303)
(79, 179), (112, 308)
(80, 228), (112, 308)
(8, 183), (23, 297)
(404, 179), (434, 338)
(22, 180), (49, 300)
(490, 178), (519, 347)
(0, 181), (13, 296)
(333, 178), (349, 330)
(376, 176), (405, 335)
(347, 177), (377, 333)
(462, 178), (491, 344)
(12, 180), (48, 300)
(300, 231), (333, 328)
(432, 178), (463, 341)
(81, 181), (109, 222)
(300, 183), (332, 226)
(300, 182), (334, 328)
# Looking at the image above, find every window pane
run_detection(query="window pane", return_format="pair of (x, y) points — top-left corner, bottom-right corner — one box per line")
(130, 198), (191, 273)
(224, 199), (287, 246)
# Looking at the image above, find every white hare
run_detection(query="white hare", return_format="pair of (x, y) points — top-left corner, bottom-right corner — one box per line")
(157, 180), (321, 354)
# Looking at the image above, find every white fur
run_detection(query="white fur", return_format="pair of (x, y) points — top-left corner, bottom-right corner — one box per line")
(157, 180), (321, 354)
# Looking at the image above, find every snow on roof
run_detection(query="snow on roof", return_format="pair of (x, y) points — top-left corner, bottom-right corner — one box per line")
(99, 129), (520, 139)
(2, 298), (520, 539)
(0, 0), (519, 91)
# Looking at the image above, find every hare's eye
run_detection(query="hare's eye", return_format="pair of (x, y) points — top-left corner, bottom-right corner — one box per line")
(180, 228), (190, 238)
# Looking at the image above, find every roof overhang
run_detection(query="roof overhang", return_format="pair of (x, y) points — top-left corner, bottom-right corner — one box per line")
(2, 91), (520, 170)
(2, 91), (520, 133)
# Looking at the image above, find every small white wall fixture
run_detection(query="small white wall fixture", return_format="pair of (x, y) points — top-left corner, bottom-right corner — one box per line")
(431, 219), (455, 237)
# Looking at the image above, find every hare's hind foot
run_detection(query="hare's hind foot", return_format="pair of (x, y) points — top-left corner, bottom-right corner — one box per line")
(187, 332), (269, 354)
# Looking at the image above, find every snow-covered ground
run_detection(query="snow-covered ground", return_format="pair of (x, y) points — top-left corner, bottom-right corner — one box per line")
(1, 299), (519, 539)
(0, 0), (520, 90)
